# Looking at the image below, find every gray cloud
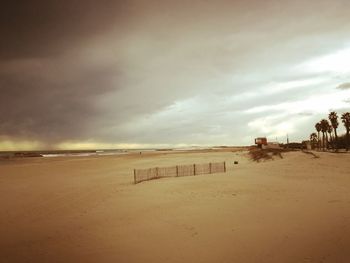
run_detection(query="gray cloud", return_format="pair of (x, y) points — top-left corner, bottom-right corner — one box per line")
(0, 56), (120, 143)
(337, 83), (350, 90)
(0, 0), (127, 60)
(1, 0), (350, 148)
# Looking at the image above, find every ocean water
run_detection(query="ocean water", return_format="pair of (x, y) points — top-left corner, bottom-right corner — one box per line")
(42, 150), (131, 158)
(1, 147), (213, 159)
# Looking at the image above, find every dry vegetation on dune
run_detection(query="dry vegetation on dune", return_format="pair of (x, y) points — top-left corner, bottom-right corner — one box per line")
(248, 147), (321, 162)
(248, 147), (292, 162)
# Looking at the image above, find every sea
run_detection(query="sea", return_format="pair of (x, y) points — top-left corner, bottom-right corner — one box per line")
(0, 146), (216, 159)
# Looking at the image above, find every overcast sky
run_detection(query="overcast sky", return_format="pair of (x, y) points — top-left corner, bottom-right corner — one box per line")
(1, 0), (350, 150)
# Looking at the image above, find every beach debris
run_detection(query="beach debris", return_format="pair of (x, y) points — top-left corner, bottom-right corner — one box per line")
(234, 161), (239, 164)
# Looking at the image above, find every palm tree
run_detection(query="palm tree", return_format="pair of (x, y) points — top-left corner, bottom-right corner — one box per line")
(315, 122), (321, 150)
(329, 111), (339, 150)
(341, 112), (350, 151)
(327, 125), (333, 149)
(320, 119), (330, 151)
(310, 132), (318, 149)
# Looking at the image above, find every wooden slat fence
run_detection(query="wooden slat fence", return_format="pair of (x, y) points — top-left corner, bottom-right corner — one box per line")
(134, 161), (226, 184)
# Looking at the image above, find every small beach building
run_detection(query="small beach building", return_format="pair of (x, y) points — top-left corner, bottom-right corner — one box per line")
(255, 137), (267, 148)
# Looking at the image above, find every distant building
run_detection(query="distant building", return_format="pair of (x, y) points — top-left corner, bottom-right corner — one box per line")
(255, 137), (267, 148)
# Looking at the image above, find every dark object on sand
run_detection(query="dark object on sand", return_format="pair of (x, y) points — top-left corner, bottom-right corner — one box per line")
(234, 161), (239, 164)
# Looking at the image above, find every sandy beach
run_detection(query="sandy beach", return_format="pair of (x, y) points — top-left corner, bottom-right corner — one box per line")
(1, 149), (350, 262)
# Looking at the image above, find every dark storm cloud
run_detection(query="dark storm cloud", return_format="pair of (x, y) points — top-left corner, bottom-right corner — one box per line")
(0, 0), (126, 59)
(1, 0), (350, 148)
(0, 57), (120, 142)
(0, 1), (127, 144)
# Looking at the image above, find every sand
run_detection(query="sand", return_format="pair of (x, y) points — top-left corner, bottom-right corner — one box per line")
(1, 149), (350, 263)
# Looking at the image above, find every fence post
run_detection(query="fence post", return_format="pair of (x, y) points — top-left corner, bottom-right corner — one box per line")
(224, 162), (226, 173)
(156, 167), (159, 178)
(134, 169), (136, 184)
(176, 165), (179, 177)
(209, 162), (212, 174)
(193, 164), (196, 175)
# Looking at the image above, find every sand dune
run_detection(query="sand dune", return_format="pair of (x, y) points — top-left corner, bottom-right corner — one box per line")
(1, 149), (350, 262)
